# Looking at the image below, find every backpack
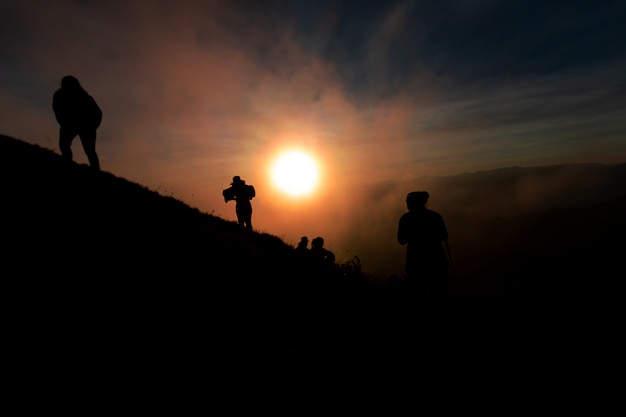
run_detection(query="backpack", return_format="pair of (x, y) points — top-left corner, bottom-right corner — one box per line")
(87, 95), (103, 129)
(246, 184), (256, 200)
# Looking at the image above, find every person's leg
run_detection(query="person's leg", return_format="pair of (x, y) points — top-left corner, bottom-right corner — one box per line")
(78, 130), (100, 170)
(241, 213), (252, 230)
(244, 210), (252, 231)
(59, 126), (76, 161)
(430, 275), (448, 301)
(237, 204), (252, 230)
(425, 275), (449, 331)
(236, 205), (245, 226)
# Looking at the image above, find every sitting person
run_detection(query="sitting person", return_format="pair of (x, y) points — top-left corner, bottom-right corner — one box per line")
(295, 236), (310, 256)
(310, 236), (335, 264)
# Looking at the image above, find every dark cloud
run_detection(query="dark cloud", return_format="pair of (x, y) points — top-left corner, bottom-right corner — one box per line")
(408, 0), (626, 80)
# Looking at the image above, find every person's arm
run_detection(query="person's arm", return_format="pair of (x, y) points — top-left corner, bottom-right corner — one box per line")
(89, 95), (103, 129)
(397, 215), (408, 245)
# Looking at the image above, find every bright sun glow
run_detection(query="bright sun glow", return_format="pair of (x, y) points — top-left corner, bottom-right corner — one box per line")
(271, 151), (319, 196)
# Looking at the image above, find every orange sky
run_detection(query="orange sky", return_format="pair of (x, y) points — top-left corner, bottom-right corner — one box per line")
(2, 0), (625, 276)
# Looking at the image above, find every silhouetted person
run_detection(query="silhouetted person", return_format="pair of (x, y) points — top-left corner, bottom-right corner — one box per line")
(310, 236), (335, 265)
(397, 191), (452, 303)
(223, 176), (255, 230)
(296, 236), (310, 256)
(52, 75), (102, 170)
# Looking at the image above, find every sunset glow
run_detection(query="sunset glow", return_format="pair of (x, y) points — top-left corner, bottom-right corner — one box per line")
(271, 151), (319, 197)
(1, 0), (624, 279)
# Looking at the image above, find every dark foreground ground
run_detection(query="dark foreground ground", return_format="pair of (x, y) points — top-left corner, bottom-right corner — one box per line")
(2, 134), (619, 402)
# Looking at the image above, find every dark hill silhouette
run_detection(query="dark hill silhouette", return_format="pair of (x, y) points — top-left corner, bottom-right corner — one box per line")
(0, 133), (403, 383)
(3, 133), (619, 389)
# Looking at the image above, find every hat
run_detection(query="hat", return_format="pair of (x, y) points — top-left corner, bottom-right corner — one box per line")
(231, 176), (242, 185)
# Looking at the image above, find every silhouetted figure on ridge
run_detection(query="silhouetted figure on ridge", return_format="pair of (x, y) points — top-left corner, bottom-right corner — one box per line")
(296, 236), (310, 257)
(310, 236), (335, 265)
(52, 75), (102, 170)
(223, 176), (255, 230)
(397, 191), (453, 303)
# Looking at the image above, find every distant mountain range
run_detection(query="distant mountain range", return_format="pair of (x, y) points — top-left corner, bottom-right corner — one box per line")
(343, 158), (626, 298)
(427, 162), (626, 298)
(432, 162), (626, 216)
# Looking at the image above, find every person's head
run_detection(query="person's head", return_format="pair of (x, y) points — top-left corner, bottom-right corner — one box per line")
(300, 236), (308, 243)
(61, 75), (83, 91)
(406, 191), (429, 211)
(311, 237), (324, 248)
(231, 175), (243, 185)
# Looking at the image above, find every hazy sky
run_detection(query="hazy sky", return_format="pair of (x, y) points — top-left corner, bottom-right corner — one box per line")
(2, 0), (625, 275)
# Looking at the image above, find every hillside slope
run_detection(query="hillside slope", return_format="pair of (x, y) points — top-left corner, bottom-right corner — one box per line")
(1, 134), (295, 279)
(3, 133), (619, 388)
(1, 134), (376, 375)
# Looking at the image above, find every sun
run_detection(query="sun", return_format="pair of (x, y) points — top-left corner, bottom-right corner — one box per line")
(271, 151), (319, 196)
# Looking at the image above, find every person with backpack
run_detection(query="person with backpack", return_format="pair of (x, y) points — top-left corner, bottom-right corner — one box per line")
(223, 176), (255, 230)
(52, 75), (103, 170)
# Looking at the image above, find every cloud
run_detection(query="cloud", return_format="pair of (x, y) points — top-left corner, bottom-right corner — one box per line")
(2, 0), (626, 277)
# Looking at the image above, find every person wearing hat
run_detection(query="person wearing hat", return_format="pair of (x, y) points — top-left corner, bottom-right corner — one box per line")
(295, 236), (310, 258)
(397, 191), (453, 303)
(223, 176), (255, 230)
